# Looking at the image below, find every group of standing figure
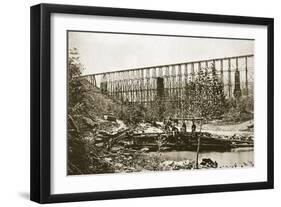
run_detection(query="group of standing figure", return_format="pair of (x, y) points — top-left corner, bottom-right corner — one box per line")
(164, 117), (197, 134)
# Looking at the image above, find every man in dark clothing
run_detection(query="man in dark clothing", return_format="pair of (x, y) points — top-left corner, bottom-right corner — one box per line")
(182, 122), (187, 132)
(191, 119), (196, 133)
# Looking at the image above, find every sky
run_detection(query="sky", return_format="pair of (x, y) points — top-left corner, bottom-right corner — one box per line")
(68, 31), (254, 75)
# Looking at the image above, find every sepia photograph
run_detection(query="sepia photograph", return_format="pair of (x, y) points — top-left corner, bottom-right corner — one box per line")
(67, 31), (254, 175)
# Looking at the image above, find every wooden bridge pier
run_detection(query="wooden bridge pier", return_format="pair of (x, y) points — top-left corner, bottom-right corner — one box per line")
(81, 54), (254, 114)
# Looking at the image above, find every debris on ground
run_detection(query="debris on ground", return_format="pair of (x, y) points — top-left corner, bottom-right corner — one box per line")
(134, 123), (164, 134)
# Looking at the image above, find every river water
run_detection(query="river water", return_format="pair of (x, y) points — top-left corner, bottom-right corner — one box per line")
(158, 147), (254, 167)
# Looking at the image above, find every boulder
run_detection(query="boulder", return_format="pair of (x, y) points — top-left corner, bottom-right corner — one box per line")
(140, 147), (150, 152)
(95, 143), (104, 147)
(82, 116), (97, 127)
(111, 146), (123, 152)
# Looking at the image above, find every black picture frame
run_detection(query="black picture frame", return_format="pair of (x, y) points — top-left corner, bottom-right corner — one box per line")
(30, 3), (274, 204)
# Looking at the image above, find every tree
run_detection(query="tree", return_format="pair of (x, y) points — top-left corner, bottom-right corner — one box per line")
(183, 65), (226, 119)
(67, 48), (90, 174)
(67, 48), (114, 174)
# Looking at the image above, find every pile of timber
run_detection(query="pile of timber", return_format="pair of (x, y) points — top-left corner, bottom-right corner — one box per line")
(94, 121), (254, 152)
(122, 131), (254, 152)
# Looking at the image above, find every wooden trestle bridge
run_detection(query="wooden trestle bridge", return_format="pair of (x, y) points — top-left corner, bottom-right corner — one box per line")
(82, 54), (254, 109)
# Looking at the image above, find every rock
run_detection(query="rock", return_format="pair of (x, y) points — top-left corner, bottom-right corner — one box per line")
(155, 122), (164, 127)
(200, 158), (218, 168)
(95, 143), (104, 147)
(104, 157), (112, 162)
(174, 160), (191, 169)
(160, 160), (192, 170)
(126, 156), (132, 160)
(114, 163), (123, 168)
(111, 146), (123, 152)
(95, 137), (103, 141)
(161, 160), (174, 166)
(247, 124), (254, 129)
(140, 147), (149, 152)
(82, 116), (97, 127)
(125, 167), (136, 172)
(83, 136), (93, 141)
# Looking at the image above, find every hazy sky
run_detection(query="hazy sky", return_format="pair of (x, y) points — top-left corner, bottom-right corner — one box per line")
(68, 31), (254, 75)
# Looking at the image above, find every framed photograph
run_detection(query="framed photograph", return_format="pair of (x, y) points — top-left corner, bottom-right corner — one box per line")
(30, 3), (274, 203)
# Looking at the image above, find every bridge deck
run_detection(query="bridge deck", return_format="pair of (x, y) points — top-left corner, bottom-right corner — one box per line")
(81, 54), (254, 111)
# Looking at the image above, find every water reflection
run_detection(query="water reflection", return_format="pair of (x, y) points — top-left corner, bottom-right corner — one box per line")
(158, 147), (254, 167)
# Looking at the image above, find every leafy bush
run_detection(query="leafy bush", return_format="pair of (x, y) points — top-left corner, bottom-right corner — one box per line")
(222, 96), (254, 122)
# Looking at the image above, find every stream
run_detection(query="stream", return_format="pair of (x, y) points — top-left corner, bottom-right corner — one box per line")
(152, 147), (254, 167)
